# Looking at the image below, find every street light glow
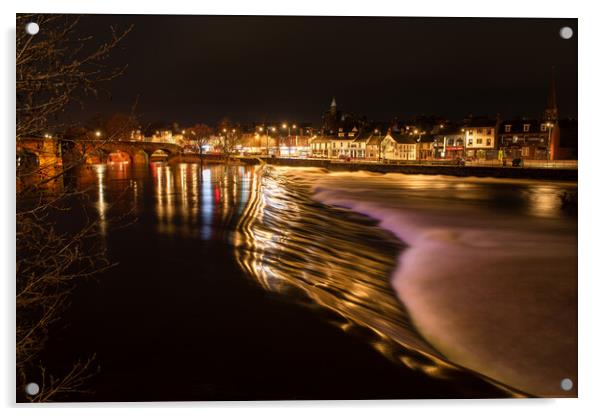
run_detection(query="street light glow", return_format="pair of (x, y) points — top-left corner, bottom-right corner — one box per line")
(95, 130), (101, 137)
(282, 123), (287, 129)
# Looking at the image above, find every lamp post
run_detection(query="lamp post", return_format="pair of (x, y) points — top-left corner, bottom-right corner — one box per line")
(546, 122), (554, 161)
(259, 126), (276, 157)
(410, 129), (425, 162)
(258, 126), (265, 155)
(291, 124), (297, 152)
(374, 129), (381, 161)
(280, 123), (291, 157)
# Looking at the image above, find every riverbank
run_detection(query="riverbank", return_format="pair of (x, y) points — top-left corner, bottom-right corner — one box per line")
(182, 154), (578, 181)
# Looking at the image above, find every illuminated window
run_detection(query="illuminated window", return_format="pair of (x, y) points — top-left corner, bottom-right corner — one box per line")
(523, 124), (530, 132)
(540, 124), (547, 132)
(477, 138), (483, 144)
(486, 138), (492, 146)
(505, 125), (511, 132)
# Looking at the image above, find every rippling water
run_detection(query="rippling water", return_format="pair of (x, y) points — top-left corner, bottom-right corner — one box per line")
(70, 161), (576, 399)
(233, 165), (515, 391)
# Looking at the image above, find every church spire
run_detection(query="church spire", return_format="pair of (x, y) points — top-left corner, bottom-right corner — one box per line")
(330, 97), (337, 115)
(545, 67), (558, 121)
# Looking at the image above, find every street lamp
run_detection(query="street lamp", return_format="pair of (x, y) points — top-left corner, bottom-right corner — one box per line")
(374, 129), (383, 162)
(291, 124), (298, 151)
(262, 125), (275, 156)
(95, 130), (101, 138)
(280, 123), (291, 157)
(546, 122), (554, 161)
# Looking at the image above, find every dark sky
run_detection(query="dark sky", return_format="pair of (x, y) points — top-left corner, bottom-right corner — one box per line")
(68, 14), (577, 126)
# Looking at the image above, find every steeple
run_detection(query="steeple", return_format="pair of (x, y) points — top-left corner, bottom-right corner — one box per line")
(544, 67), (558, 121)
(329, 97), (337, 116)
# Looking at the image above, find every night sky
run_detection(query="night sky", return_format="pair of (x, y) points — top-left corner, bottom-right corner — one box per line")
(68, 14), (577, 126)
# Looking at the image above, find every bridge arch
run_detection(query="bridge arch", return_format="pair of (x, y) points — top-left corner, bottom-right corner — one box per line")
(132, 149), (150, 165)
(85, 148), (109, 164)
(148, 148), (172, 160)
(106, 149), (133, 164)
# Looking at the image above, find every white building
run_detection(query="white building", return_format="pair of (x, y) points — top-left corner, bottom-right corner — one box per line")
(381, 133), (418, 160)
(463, 118), (498, 159)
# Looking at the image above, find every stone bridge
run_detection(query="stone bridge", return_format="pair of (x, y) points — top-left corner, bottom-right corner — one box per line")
(17, 137), (183, 166)
(72, 140), (182, 164)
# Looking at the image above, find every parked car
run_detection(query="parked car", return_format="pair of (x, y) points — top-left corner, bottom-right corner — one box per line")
(512, 158), (524, 167)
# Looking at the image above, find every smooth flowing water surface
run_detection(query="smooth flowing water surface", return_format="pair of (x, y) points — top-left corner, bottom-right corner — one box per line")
(42, 162), (577, 400)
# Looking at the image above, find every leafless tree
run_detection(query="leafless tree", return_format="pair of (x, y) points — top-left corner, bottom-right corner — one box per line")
(16, 14), (132, 402)
(217, 117), (243, 158)
(183, 123), (214, 156)
(87, 112), (140, 141)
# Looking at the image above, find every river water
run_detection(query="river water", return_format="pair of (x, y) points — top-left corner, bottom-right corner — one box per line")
(42, 161), (577, 400)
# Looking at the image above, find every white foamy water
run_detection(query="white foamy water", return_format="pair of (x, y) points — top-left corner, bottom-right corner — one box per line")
(290, 168), (577, 397)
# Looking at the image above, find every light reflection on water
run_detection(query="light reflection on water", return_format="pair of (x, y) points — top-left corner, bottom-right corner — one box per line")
(79, 162), (576, 397)
(232, 165), (530, 396)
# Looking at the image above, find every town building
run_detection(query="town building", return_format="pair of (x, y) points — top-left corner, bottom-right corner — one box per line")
(463, 116), (498, 160)
(416, 134), (435, 160)
(555, 119), (578, 160)
(309, 136), (331, 158)
(365, 133), (385, 160)
(498, 119), (553, 160)
(433, 125), (465, 159)
(349, 131), (372, 159)
(381, 132), (417, 161)
(329, 134), (356, 158)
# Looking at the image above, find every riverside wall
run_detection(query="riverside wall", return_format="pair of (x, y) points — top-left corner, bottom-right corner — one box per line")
(187, 154), (578, 181)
